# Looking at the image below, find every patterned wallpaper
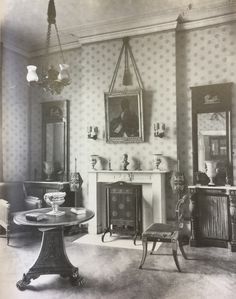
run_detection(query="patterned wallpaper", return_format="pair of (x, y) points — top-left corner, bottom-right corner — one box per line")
(28, 31), (178, 218)
(176, 22), (236, 185)
(1, 48), (29, 181)
(3, 20), (236, 218)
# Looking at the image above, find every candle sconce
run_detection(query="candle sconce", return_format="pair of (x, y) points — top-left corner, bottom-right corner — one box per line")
(88, 126), (98, 140)
(154, 122), (165, 138)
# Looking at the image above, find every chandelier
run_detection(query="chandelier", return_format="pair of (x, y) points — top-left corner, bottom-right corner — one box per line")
(26, 0), (71, 95)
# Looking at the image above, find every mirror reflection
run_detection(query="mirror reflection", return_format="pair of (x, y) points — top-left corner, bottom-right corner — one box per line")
(197, 112), (227, 170)
(191, 82), (232, 186)
(45, 123), (65, 179)
(42, 100), (69, 182)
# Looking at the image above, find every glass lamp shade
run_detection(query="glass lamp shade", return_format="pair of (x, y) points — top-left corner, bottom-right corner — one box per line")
(58, 64), (70, 82)
(26, 65), (39, 82)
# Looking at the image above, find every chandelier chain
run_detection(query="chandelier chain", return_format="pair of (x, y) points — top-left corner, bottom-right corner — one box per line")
(55, 23), (66, 65)
(45, 23), (52, 66)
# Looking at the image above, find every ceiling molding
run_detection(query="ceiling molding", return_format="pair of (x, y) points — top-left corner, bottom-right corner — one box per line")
(177, 12), (236, 31)
(3, 2), (236, 57)
(28, 41), (81, 58)
(78, 21), (178, 45)
(27, 20), (177, 57)
(3, 41), (29, 58)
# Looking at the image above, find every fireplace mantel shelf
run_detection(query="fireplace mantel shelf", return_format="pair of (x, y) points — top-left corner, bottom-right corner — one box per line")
(88, 170), (168, 234)
(88, 170), (169, 173)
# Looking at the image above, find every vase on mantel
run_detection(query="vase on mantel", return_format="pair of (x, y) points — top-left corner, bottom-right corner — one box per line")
(153, 154), (163, 170)
(205, 160), (217, 185)
(90, 155), (103, 170)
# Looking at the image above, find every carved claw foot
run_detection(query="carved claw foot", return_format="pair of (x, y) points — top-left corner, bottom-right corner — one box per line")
(16, 274), (31, 291)
(70, 269), (85, 286)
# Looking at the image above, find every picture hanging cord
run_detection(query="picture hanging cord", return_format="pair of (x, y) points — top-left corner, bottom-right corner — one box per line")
(108, 37), (144, 93)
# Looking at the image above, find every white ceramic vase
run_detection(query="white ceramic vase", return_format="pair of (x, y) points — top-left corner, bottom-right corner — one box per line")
(90, 155), (103, 170)
(205, 160), (217, 185)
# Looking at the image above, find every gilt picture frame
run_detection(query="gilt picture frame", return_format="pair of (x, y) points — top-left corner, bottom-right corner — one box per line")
(104, 89), (144, 143)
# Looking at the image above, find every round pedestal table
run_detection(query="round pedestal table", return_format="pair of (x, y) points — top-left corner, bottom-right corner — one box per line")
(14, 207), (94, 290)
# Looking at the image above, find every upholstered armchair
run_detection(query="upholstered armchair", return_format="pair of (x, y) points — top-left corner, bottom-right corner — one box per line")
(0, 199), (10, 245)
(0, 182), (42, 244)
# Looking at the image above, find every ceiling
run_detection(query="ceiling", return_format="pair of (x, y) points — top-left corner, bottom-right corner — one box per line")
(1, 0), (236, 56)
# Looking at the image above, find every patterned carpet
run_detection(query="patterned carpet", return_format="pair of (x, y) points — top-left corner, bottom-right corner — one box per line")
(1, 233), (236, 299)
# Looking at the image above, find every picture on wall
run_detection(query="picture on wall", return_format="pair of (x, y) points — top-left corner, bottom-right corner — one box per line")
(104, 89), (144, 143)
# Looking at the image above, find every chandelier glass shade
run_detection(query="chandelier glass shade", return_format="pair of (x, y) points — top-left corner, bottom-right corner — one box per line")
(26, 0), (71, 95)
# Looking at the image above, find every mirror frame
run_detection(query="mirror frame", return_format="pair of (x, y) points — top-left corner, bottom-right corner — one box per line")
(191, 82), (233, 185)
(41, 100), (69, 181)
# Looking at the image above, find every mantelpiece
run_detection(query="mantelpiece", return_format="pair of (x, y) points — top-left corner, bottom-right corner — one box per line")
(188, 185), (236, 252)
(88, 170), (168, 234)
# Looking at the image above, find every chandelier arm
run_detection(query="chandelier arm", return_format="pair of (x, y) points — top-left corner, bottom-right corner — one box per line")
(127, 42), (144, 89)
(109, 42), (125, 93)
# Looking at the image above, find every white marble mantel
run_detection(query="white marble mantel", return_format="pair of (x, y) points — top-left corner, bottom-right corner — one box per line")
(87, 170), (168, 234)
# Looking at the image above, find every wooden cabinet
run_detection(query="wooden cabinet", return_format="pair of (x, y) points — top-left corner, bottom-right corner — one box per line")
(188, 185), (236, 252)
(23, 181), (73, 207)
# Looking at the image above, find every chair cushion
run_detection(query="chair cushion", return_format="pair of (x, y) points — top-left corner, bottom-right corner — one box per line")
(142, 223), (177, 240)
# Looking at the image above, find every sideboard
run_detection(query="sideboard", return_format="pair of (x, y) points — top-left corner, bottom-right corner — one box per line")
(88, 170), (168, 234)
(188, 185), (236, 252)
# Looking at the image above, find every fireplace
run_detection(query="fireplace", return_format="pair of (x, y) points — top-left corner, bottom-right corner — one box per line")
(88, 170), (168, 234)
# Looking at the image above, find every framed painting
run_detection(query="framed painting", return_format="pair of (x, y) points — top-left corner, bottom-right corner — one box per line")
(104, 89), (144, 143)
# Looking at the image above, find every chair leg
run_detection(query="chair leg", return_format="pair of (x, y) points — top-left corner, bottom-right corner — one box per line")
(179, 241), (187, 260)
(172, 241), (181, 272)
(101, 226), (112, 242)
(133, 232), (138, 245)
(6, 225), (10, 246)
(150, 242), (157, 254)
(139, 239), (148, 269)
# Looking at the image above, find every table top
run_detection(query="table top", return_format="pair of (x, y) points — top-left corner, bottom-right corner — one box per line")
(14, 207), (94, 228)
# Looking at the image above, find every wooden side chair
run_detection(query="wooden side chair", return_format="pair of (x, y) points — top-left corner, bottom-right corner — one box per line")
(139, 194), (189, 272)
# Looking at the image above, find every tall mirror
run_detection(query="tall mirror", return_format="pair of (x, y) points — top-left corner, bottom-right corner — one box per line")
(191, 83), (232, 185)
(42, 100), (69, 181)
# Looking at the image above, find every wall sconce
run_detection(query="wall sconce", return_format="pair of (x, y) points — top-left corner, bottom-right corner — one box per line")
(88, 126), (98, 140)
(154, 123), (165, 138)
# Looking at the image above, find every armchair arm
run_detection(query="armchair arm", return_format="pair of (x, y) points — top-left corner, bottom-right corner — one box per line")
(24, 196), (42, 210)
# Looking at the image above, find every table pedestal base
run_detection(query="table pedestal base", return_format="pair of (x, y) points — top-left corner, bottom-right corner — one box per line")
(16, 227), (83, 290)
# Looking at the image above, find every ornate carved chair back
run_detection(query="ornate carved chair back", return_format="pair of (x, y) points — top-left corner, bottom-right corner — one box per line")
(175, 194), (188, 229)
